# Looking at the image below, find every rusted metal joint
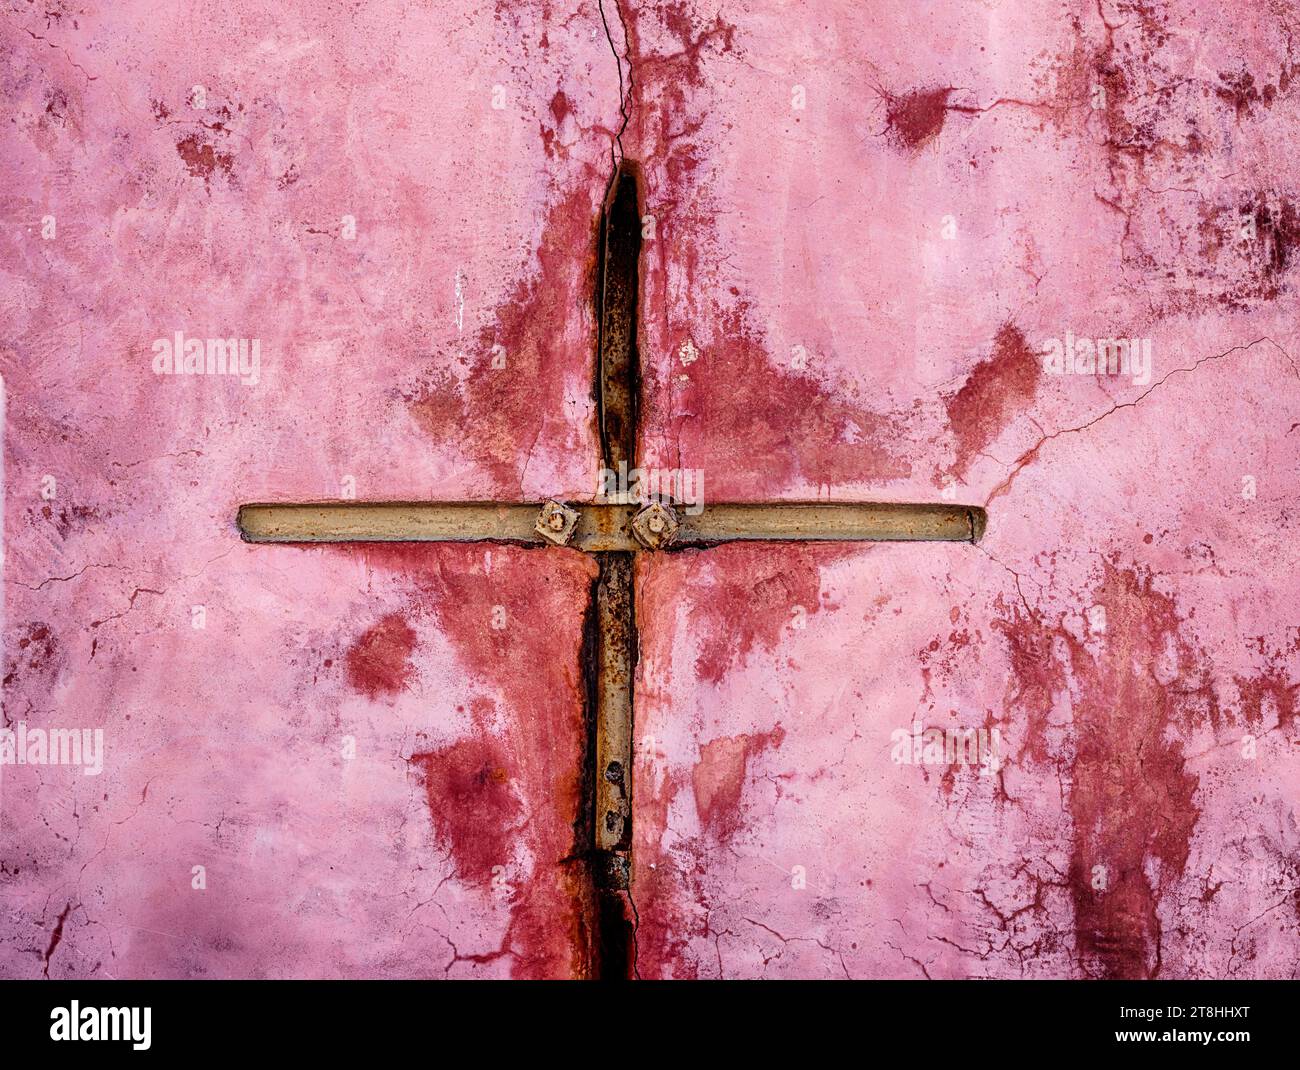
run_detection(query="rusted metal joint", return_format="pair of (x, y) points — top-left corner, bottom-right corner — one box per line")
(535, 499), (580, 546)
(630, 501), (679, 550)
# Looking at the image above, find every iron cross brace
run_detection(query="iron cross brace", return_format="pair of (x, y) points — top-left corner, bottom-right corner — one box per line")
(236, 164), (987, 978)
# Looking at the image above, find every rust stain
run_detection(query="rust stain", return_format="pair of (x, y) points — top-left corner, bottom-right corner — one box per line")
(540, 89), (575, 159)
(408, 734), (521, 883)
(175, 134), (234, 184)
(549, 89), (573, 124)
(665, 303), (914, 495)
(1235, 667), (1299, 730)
(680, 543), (850, 685)
(994, 562), (1205, 977)
(344, 612), (416, 699)
(634, 4), (737, 89)
(4, 621), (63, 693)
(340, 545), (597, 978)
(1065, 564), (1201, 979)
(990, 603), (1068, 765)
(883, 87), (953, 152)
(402, 182), (599, 497)
(944, 323), (1041, 479)
(691, 726), (785, 839)
(38, 502), (101, 540)
(616, 9), (912, 496)
(1043, 13), (1300, 312)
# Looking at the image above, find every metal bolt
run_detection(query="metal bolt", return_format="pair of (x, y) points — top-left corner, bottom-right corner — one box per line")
(535, 499), (579, 546)
(630, 501), (680, 550)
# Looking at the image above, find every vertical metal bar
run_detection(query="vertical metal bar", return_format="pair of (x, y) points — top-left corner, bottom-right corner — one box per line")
(590, 164), (641, 978)
(594, 552), (635, 859)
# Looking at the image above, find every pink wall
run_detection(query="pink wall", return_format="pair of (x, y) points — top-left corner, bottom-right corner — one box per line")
(2, 0), (1298, 978)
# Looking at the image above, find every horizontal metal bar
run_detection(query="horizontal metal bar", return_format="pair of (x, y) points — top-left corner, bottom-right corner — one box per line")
(237, 501), (986, 548)
(680, 502), (985, 544)
(238, 502), (540, 543)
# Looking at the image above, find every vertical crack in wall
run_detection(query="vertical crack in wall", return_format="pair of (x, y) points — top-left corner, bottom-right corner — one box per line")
(597, 164), (642, 471)
(597, 0), (634, 194)
(584, 160), (642, 979)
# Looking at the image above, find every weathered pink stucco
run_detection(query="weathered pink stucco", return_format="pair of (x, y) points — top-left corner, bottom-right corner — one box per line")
(3, 0), (1299, 979)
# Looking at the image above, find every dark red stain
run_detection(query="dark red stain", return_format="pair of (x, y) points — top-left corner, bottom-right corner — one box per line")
(632, 548), (826, 977)
(634, 723), (785, 979)
(344, 612), (416, 699)
(990, 599), (1068, 765)
(664, 543), (850, 685)
(940, 544), (1300, 980)
(41, 87), (70, 130)
(612, 5), (917, 972)
(38, 502), (100, 540)
(1064, 564), (1201, 979)
(1244, 195), (1300, 280)
(1048, 16), (1300, 312)
(539, 125), (561, 159)
(338, 545), (597, 977)
(915, 612), (1003, 799)
(1215, 67), (1291, 119)
(621, 646), (689, 978)
(661, 302), (913, 497)
(1188, 193), (1300, 306)
(944, 323), (1040, 479)
(613, 9), (912, 497)
(997, 562), (1203, 978)
(649, 3), (737, 86)
(401, 182), (598, 496)
(175, 134), (234, 184)
(4, 621), (62, 694)
(1128, 185), (1300, 312)
(549, 89), (572, 124)
(631, 714), (785, 977)
(1236, 668), (1298, 730)
(42, 901), (74, 979)
(540, 90), (575, 159)
(1054, 11), (1174, 174)
(916, 605), (976, 701)
(883, 87), (953, 152)
(628, 857), (698, 979)
(1181, 193), (1300, 310)
(691, 726), (785, 839)
(408, 736), (520, 883)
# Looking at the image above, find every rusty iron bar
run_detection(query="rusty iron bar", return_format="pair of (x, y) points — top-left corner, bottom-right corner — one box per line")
(592, 554), (634, 860)
(237, 500), (988, 548)
(590, 163), (641, 979)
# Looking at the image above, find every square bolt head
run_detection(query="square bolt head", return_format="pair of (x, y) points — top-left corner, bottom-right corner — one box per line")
(631, 501), (679, 550)
(535, 499), (580, 546)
